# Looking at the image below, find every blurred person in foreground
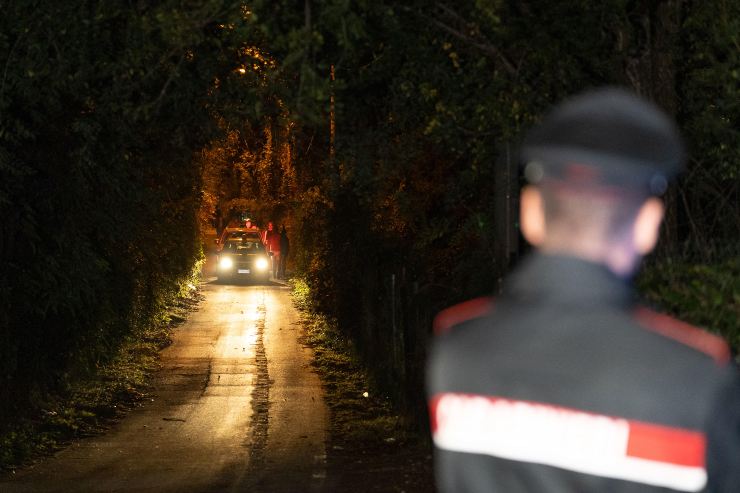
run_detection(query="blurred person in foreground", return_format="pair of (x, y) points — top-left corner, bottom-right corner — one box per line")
(426, 87), (740, 492)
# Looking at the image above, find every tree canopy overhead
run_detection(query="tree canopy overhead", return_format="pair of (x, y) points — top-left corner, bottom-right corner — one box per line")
(230, 0), (739, 402)
(1, 0), (737, 427)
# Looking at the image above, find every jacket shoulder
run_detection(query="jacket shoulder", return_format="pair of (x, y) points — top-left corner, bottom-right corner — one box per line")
(433, 297), (494, 336)
(633, 307), (731, 365)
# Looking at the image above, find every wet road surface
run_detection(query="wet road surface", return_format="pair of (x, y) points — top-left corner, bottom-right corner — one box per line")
(1, 279), (327, 492)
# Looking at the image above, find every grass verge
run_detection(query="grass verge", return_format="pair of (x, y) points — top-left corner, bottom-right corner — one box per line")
(0, 283), (202, 475)
(291, 277), (435, 493)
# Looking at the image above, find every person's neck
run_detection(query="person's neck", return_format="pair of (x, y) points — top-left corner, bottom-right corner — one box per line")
(539, 240), (639, 278)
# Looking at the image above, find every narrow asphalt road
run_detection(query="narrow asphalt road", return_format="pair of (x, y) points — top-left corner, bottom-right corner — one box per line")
(1, 274), (328, 492)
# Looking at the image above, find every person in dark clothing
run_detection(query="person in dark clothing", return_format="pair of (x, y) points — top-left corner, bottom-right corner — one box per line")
(279, 226), (289, 279)
(426, 88), (740, 492)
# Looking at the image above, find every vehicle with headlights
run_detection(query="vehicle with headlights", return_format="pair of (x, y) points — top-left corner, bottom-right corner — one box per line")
(216, 233), (270, 282)
(215, 227), (261, 252)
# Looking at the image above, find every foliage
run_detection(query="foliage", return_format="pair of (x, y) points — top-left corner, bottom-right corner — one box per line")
(291, 277), (435, 490)
(238, 0), (740, 413)
(290, 277), (424, 444)
(0, 2), (254, 427)
(197, 116), (297, 232)
(0, 279), (200, 472)
(677, 0), (740, 243)
(638, 256), (740, 351)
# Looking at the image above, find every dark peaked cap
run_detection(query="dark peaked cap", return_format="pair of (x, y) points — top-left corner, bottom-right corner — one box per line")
(520, 87), (686, 194)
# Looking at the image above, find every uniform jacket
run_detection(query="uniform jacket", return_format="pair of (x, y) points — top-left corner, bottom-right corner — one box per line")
(427, 254), (740, 492)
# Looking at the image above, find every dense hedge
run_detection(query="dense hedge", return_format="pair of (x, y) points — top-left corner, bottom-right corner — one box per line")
(638, 256), (740, 351)
(0, 2), (256, 426)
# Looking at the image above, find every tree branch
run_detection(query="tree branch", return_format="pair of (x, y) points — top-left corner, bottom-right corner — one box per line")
(1, 32), (25, 100)
(152, 54), (185, 114)
(426, 3), (517, 77)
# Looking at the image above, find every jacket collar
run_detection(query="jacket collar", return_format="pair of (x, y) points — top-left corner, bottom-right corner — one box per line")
(504, 253), (634, 307)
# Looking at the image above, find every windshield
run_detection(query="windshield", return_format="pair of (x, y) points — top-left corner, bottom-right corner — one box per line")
(224, 238), (264, 253)
(224, 230), (261, 241)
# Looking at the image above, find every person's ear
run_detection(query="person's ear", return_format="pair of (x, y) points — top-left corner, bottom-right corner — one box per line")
(520, 186), (546, 246)
(633, 197), (664, 255)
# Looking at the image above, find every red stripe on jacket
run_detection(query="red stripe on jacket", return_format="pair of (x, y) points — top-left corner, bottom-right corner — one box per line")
(634, 307), (730, 364)
(626, 420), (706, 467)
(433, 297), (494, 335)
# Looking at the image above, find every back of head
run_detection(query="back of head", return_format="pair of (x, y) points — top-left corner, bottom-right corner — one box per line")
(519, 87), (686, 267)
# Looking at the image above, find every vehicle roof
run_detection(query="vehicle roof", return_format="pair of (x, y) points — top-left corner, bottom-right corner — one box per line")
(222, 227), (261, 234)
(224, 231), (261, 240)
(220, 228), (261, 239)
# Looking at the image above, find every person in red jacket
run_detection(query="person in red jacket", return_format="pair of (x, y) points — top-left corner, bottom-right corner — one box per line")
(427, 87), (740, 492)
(262, 221), (281, 279)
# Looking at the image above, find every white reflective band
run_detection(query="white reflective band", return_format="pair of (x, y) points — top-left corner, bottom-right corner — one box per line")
(431, 393), (707, 492)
